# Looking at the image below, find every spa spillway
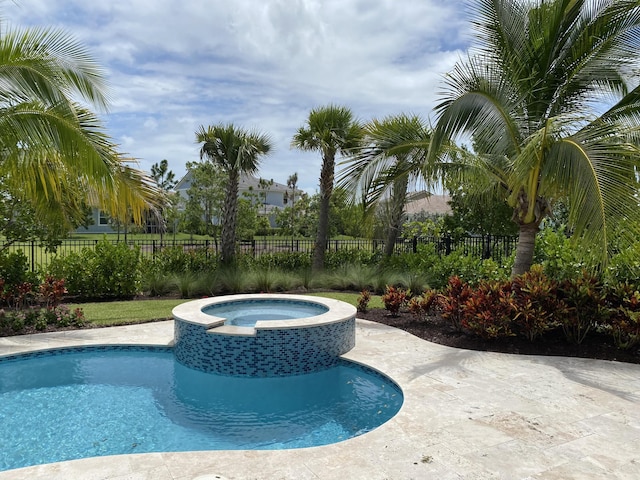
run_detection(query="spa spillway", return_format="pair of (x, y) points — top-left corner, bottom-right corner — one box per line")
(172, 294), (357, 377)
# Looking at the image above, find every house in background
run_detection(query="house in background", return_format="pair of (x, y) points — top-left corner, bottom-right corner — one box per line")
(76, 209), (117, 234)
(75, 172), (300, 234)
(174, 171), (301, 227)
(404, 192), (452, 220)
(76, 209), (160, 234)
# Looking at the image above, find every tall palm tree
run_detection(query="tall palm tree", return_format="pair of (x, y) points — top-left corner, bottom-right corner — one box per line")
(339, 114), (434, 256)
(285, 172), (299, 248)
(0, 22), (161, 230)
(197, 123), (272, 264)
(430, 0), (640, 277)
(291, 105), (362, 271)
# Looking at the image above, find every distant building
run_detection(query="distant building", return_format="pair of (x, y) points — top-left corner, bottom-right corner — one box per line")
(76, 208), (160, 235)
(403, 192), (452, 219)
(75, 172), (300, 234)
(76, 209), (117, 234)
(174, 171), (302, 227)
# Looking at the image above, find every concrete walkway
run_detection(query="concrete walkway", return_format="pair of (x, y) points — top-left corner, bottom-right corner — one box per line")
(0, 320), (638, 479)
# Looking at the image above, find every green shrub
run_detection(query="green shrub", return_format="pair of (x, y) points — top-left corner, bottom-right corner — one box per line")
(380, 244), (439, 273)
(605, 243), (640, 285)
(534, 227), (590, 281)
(149, 246), (218, 274)
(251, 252), (312, 272)
(48, 239), (141, 299)
(324, 249), (381, 270)
(427, 250), (510, 289)
(0, 250), (39, 307)
(92, 241), (142, 299)
(0, 250), (38, 287)
(48, 250), (93, 297)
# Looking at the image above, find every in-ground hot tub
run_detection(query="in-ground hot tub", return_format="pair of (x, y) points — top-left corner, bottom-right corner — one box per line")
(172, 294), (357, 377)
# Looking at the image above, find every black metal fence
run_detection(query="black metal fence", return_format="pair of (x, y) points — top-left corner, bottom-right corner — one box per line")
(1, 234), (518, 272)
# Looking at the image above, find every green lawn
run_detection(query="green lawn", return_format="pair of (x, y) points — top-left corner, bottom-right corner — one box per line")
(72, 299), (186, 326)
(75, 292), (383, 327)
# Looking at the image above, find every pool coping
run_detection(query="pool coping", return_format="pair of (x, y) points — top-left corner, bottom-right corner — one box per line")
(172, 293), (357, 335)
(1, 317), (640, 479)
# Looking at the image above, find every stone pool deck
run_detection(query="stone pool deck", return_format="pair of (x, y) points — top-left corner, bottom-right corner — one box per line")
(0, 320), (639, 480)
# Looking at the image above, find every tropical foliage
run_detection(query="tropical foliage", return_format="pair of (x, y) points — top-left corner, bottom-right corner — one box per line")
(196, 123), (272, 264)
(430, 0), (640, 277)
(292, 105), (362, 270)
(0, 19), (162, 232)
(340, 114), (435, 256)
(180, 160), (226, 238)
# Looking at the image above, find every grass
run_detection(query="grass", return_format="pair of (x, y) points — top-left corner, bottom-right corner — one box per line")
(72, 299), (185, 326)
(68, 232), (213, 241)
(74, 292), (384, 327)
(307, 292), (384, 309)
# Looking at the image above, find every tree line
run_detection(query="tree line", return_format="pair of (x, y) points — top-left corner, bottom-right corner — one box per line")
(3, 0), (640, 280)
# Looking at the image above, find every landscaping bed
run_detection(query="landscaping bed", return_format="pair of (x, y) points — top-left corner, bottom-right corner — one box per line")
(359, 308), (640, 365)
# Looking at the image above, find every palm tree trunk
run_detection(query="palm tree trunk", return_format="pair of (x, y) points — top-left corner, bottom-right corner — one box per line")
(313, 152), (335, 271)
(511, 222), (539, 278)
(384, 176), (409, 257)
(221, 169), (240, 265)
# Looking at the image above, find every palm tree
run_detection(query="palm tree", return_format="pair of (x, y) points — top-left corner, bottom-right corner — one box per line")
(430, 0), (640, 277)
(340, 114), (434, 256)
(0, 21), (161, 231)
(286, 172), (298, 247)
(196, 123), (272, 264)
(291, 105), (362, 271)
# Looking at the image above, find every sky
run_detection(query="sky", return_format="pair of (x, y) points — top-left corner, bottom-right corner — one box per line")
(6, 0), (471, 194)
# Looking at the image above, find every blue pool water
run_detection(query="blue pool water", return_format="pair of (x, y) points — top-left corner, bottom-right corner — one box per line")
(0, 347), (402, 471)
(202, 299), (329, 326)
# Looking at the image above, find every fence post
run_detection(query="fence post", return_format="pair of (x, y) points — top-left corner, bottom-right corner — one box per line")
(444, 235), (452, 255)
(482, 234), (491, 260)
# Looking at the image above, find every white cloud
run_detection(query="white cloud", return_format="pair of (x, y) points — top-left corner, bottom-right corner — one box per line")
(5, 0), (471, 193)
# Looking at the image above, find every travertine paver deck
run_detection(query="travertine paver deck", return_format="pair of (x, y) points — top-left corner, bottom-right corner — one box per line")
(0, 319), (638, 479)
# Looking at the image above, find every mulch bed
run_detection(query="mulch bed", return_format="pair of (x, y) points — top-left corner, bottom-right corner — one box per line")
(358, 308), (640, 365)
(3, 301), (638, 365)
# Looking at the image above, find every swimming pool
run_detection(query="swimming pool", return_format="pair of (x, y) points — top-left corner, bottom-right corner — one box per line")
(0, 346), (403, 472)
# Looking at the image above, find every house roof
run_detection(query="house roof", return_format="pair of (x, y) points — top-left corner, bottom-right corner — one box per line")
(404, 193), (452, 216)
(174, 171), (297, 194)
(238, 175), (289, 192)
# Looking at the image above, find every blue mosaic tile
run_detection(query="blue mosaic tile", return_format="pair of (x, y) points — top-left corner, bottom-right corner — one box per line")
(0, 345), (173, 364)
(174, 317), (356, 377)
